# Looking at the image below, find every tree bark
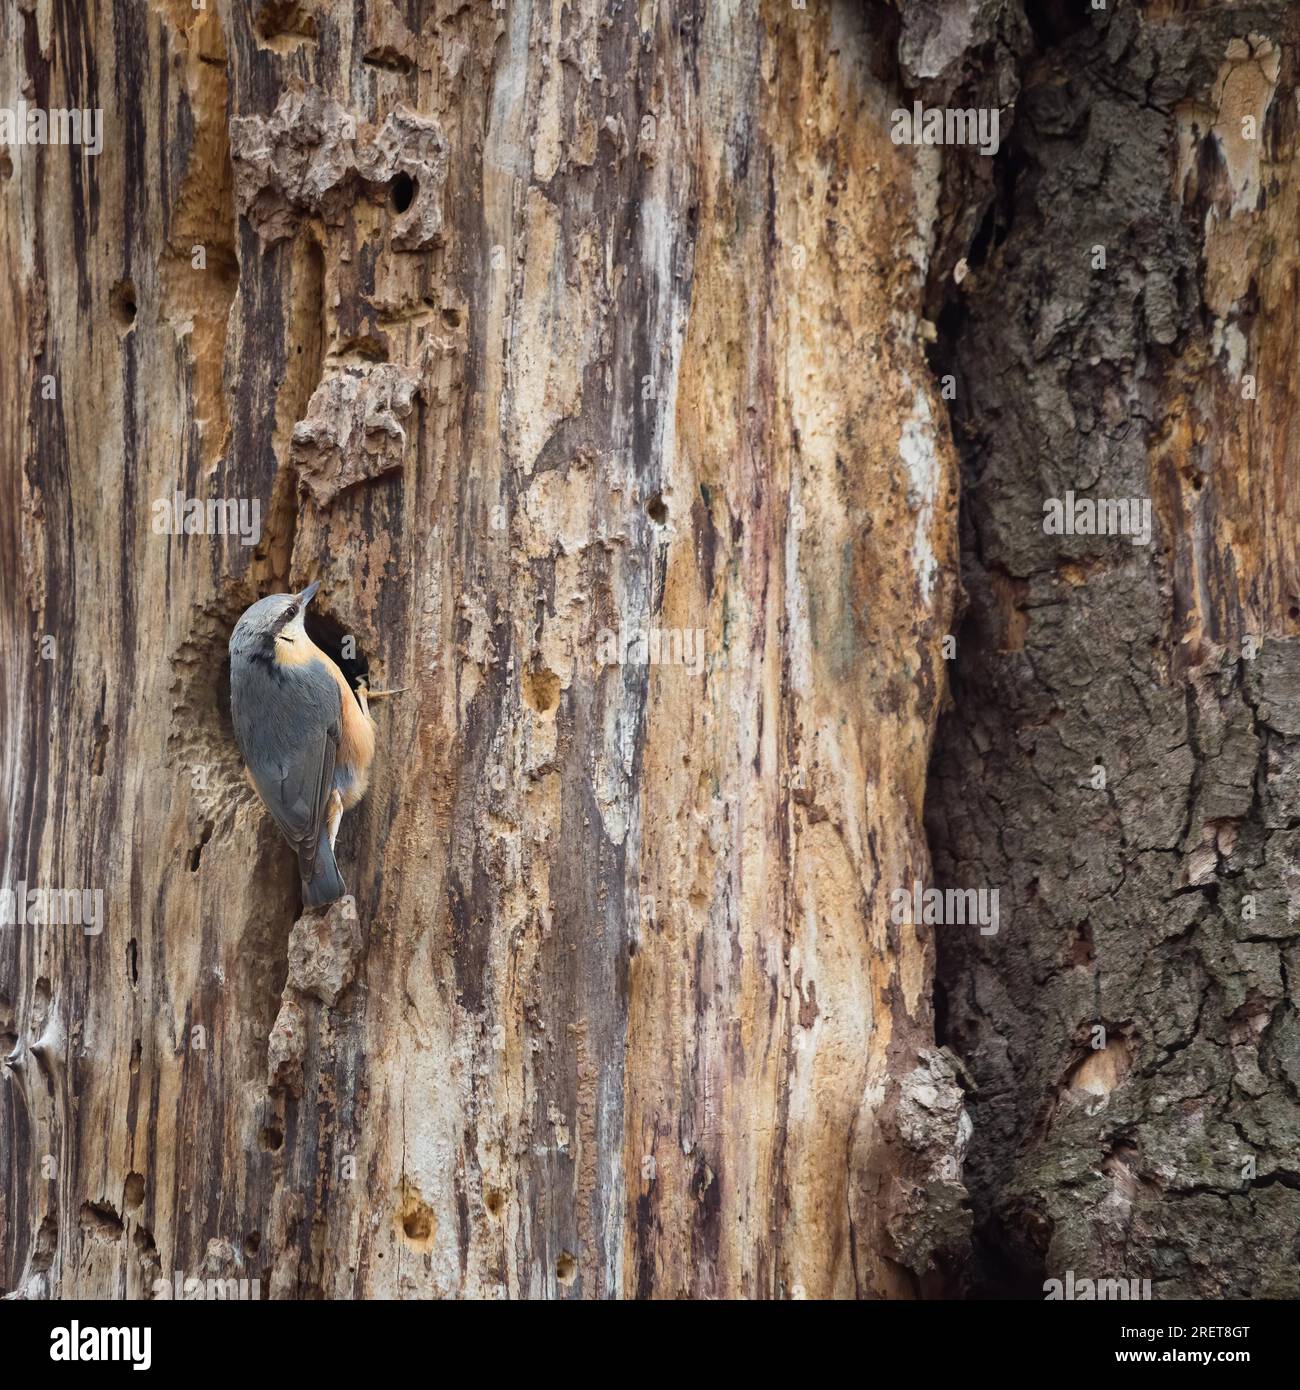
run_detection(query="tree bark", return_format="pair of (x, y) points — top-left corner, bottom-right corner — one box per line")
(926, 0), (1300, 1300)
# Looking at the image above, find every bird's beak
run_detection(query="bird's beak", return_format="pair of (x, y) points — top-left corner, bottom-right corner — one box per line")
(299, 580), (321, 607)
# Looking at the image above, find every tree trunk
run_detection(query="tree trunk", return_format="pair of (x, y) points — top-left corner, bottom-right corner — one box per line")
(2, 0), (1295, 1303)
(1, 0), (964, 1299)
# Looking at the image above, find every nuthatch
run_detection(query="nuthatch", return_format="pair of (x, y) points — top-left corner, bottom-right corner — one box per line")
(229, 581), (385, 908)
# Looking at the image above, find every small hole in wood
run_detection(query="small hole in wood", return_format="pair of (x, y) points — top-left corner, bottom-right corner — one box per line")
(390, 172), (415, 213)
(110, 279), (138, 333)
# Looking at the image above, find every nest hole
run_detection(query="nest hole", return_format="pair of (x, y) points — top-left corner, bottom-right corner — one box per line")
(522, 665), (560, 716)
(304, 605), (371, 699)
(402, 1207), (432, 1241)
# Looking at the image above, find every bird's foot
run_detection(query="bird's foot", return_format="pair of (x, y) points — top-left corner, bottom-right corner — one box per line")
(355, 678), (407, 718)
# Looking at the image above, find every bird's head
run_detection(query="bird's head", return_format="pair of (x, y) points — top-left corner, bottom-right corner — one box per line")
(229, 580), (321, 659)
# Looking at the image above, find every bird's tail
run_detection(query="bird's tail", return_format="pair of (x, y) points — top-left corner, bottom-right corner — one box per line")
(300, 832), (346, 908)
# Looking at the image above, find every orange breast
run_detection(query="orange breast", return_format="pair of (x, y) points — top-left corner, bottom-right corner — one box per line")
(276, 632), (375, 806)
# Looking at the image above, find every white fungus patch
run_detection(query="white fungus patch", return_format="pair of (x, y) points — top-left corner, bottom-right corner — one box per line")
(898, 379), (941, 602)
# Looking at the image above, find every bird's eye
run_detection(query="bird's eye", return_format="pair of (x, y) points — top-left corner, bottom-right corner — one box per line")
(283, 606), (297, 622)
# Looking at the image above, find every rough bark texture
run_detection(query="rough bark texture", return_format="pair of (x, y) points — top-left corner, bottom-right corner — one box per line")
(926, 1), (1300, 1298)
(2, 0), (1296, 1303)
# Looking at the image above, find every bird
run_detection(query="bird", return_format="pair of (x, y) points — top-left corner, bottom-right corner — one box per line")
(228, 580), (382, 908)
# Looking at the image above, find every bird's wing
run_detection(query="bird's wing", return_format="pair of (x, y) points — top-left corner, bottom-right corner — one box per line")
(247, 669), (341, 882)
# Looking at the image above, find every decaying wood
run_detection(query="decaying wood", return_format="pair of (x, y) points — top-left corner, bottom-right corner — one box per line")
(1, 0), (960, 1299)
